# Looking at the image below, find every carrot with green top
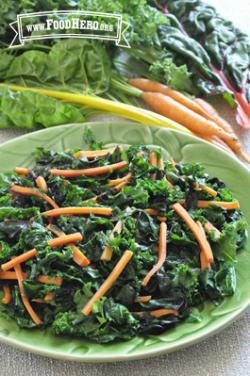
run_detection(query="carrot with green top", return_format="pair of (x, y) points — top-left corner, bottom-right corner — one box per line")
(128, 78), (205, 116)
(82, 250), (133, 316)
(142, 92), (250, 163)
(50, 161), (128, 177)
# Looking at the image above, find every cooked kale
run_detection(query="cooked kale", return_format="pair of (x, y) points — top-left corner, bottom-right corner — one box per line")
(0, 134), (247, 342)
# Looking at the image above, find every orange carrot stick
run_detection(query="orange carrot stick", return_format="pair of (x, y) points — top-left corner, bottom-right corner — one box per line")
(204, 221), (221, 239)
(44, 292), (55, 302)
(135, 295), (152, 303)
(14, 263), (42, 325)
(108, 172), (132, 185)
(2, 286), (11, 304)
(48, 232), (83, 247)
(0, 271), (20, 280)
(36, 275), (63, 286)
(70, 245), (90, 267)
(144, 208), (159, 216)
(15, 167), (30, 176)
(47, 224), (65, 237)
(42, 206), (112, 217)
(149, 151), (157, 180)
(178, 199), (240, 210)
(142, 222), (167, 286)
(150, 308), (179, 317)
(101, 221), (123, 261)
(50, 161), (128, 177)
(35, 176), (48, 192)
(11, 184), (59, 209)
(196, 200), (240, 210)
(173, 203), (214, 265)
(196, 183), (217, 197)
(82, 250), (133, 316)
(1, 249), (37, 271)
(128, 78), (205, 116)
(196, 221), (213, 270)
(157, 158), (173, 188)
(47, 226), (90, 267)
(74, 147), (118, 159)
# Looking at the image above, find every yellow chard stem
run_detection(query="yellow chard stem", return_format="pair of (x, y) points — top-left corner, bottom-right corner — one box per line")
(0, 84), (192, 135)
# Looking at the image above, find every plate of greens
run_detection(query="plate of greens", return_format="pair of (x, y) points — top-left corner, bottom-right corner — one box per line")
(0, 121), (249, 362)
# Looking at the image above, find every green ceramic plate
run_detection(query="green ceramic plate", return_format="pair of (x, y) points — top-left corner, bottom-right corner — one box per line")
(0, 121), (249, 362)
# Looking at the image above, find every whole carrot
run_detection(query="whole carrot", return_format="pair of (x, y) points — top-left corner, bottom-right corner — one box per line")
(143, 92), (249, 163)
(129, 78), (205, 116)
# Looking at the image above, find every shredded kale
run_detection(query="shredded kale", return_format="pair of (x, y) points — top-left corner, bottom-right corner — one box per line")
(0, 136), (247, 342)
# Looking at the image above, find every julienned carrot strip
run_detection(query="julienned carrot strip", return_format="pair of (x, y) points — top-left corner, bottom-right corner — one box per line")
(14, 263), (42, 325)
(149, 151), (157, 180)
(142, 222), (167, 286)
(144, 208), (159, 216)
(2, 286), (11, 304)
(0, 271), (20, 280)
(42, 207), (113, 217)
(35, 176), (48, 192)
(157, 158), (173, 188)
(44, 292), (55, 302)
(15, 167), (30, 176)
(196, 221), (213, 270)
(11, 184), (59, 209)
(101, 221), (123, 261)
(74, 147), (118, 159)
(204, 221), (221, 238)
(150, 308), (178, 318)
(109, 172), (132, 185)
(47, 226), (90, 267)
(47, 224), (65, 237)
(82, 250), (133, 316)
(113, 180), (129, 191)
(178, 199), (240, 210)
(1, 249), (37, 271)
(50, 161), (128, 178)
(157, 216), (167, 222)
(196, 200), (240, 210)
(128, 78), (205, 116)
(135, 295), (152, 303)
(48, 232), (83, 247)
(70, 245), (90, 267)
(173, 203), (214, 265)
(0, 271), (63, 286)
(36, 275), (63, 287)
(197, 183), (217, 197)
